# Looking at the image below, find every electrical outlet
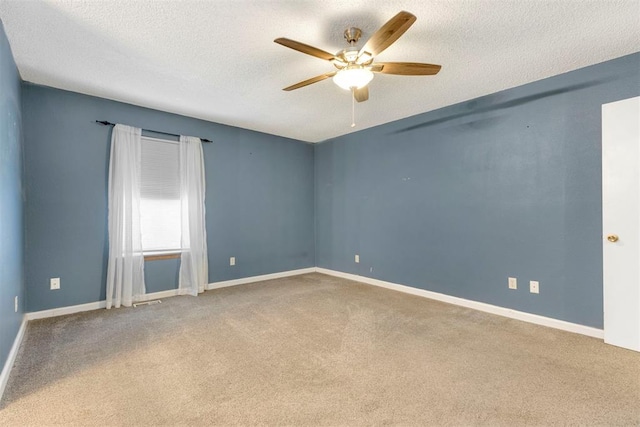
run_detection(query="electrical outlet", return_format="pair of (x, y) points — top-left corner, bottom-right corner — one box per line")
(229, 257), (236, 266)
(508, 277), (517, 290)
(50, 277), (60, 290)
(530, 280), (540, 294)
(355, 254), (360, 263)
(14, 296), (18, 313)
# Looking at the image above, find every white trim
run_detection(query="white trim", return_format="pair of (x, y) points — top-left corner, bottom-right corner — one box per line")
(23, 267), (318, 321)
(142, 249), (184, 256)
(25, 289), (181, 321)
(139, 289), (180, 301)
(0, 317), (27, 402)
(207, 267), (317, 290)
(20, 266), (601, 339)
(24, 266), (317, 321)
(25, 301), (106, 321)
(315, 268), (604, 339)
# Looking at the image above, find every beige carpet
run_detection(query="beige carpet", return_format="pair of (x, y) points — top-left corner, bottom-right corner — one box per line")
(1, 273), (639, 426)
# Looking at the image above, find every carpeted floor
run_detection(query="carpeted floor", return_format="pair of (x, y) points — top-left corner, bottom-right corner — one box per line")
(1, 273), (639, 426)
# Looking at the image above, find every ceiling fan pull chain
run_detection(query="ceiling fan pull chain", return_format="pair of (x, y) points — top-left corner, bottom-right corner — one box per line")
(351, 88), (356, 128)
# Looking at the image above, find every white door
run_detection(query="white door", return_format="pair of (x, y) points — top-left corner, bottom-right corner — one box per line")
(602, 96), (640, 352)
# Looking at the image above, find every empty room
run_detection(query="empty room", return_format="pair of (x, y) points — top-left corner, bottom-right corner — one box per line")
(1, 0), (639, 425)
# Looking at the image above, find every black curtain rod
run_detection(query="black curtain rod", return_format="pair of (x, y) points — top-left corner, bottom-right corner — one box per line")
(95, 120), (212, 143)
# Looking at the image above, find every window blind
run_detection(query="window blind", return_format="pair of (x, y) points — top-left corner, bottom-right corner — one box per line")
(140, 137), (181, 252)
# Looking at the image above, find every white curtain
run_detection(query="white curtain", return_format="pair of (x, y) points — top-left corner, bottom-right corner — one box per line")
(178, 136), (208, 295)
(106, 124), (146, 309)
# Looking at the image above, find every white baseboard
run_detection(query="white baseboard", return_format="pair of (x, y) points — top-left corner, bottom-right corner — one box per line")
(21, 266), (602, 338)
(24, 268), (316, 321)
(25, 300), (106, 321)
(25, 288), (181, 321)
(207, 267), (316, 290)
(0, 317), (27, 403)
(139, 289), (180, 301)
(315, 268), (604, 339)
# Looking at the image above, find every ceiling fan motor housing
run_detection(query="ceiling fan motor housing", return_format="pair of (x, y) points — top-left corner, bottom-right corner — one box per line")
(338, 48), (360, 64)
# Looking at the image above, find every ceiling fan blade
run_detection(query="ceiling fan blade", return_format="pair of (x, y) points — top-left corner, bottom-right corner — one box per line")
(354, 86), (369, 102)
(374, 62), (441, 75)
(274, 38), (339, 62)
(358, 11), (416, 59)
(283, 72), (337, 91)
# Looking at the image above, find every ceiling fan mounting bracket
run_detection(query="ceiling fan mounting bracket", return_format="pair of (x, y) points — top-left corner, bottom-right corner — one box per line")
(343, 27), (362, 45)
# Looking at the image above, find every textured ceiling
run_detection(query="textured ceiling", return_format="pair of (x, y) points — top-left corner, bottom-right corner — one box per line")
(1, 0), (639, 143)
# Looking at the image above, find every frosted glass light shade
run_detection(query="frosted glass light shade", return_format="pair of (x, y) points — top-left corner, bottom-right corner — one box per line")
(333, 67), (374, 90)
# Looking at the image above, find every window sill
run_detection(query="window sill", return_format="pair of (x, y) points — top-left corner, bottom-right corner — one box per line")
(144, 252), (181, 262)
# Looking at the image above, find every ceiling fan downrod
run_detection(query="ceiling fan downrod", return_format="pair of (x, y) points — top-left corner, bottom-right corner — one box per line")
(345, 28), (363, 128)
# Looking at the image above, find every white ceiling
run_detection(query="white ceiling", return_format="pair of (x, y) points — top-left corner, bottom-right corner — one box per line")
(1, 1), (639, 143)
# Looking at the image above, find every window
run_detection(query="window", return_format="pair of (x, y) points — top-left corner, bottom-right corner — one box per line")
(107, 124), (208, 304)
(140, 136), (181, 255)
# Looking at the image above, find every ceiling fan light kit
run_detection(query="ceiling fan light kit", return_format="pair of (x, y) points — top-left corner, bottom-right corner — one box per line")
(275, 11), (441, 126)
(333, 66), (374, 90)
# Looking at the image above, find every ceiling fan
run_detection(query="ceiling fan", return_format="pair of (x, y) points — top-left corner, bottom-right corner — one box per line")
(274, 11), (441, 103)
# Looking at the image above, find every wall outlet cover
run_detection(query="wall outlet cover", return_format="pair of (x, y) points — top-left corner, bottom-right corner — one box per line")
(50, 277), (60, 290)
(508, 277), (517, 289)
(530, 280), (540, 294)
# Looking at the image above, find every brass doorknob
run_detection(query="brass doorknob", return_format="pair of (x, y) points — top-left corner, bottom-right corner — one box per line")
(607, 235), (619, 243)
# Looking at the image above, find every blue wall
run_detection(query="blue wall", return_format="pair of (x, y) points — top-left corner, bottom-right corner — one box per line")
(315, 53), (640, 329)
(22, 85), (315, 312)
(12, 32), (640, 328)
(0, 21), (24, 372)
